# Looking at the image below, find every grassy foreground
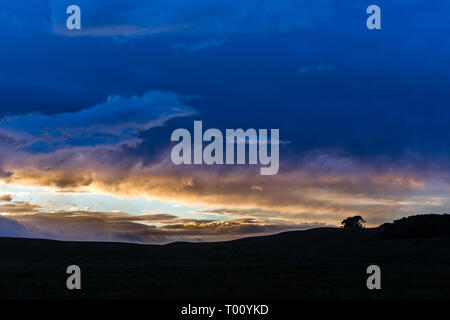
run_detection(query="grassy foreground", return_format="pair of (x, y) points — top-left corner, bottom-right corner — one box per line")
(1, 227), (449, 299)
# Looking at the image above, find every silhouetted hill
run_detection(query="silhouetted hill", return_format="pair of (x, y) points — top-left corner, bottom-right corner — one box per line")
(1, 226), (450, 299)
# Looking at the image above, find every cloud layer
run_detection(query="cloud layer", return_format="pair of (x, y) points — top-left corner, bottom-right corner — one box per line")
(0, 205), (317, 243)
(1, 146), (445, 228)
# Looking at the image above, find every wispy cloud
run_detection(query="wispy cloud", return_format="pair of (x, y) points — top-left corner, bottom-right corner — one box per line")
(298, 63), (336, 75)
(49, 0), (333, 38)
(0, 90), (196, 151)
(172, 39), (228, 52)
(0, 194), (12, 202)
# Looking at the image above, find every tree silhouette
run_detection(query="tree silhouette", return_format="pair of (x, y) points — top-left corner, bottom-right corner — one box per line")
(341, 216), (366, 228)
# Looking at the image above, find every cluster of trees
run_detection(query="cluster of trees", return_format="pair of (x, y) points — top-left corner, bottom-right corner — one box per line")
(340, 214), (450, 239)
(379, 214), (450, 239)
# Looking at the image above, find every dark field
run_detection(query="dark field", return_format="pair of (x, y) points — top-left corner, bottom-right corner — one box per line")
(1, 227), (450, 300)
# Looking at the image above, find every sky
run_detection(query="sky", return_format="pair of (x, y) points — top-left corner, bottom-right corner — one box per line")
(0, 0), (450, 243)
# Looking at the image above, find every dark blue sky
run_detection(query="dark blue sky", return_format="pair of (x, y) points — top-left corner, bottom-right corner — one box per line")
(1, 0), (450, 163)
